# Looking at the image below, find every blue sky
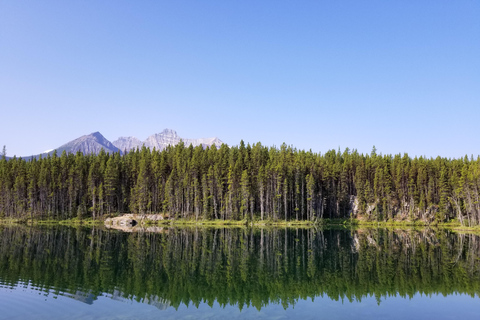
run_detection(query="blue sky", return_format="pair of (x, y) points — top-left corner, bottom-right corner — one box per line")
(1, 1), (479, 158)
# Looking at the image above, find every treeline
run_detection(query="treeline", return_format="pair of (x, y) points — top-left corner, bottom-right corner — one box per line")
(1, 142), (480, 224)
(1, 226), (479, 309)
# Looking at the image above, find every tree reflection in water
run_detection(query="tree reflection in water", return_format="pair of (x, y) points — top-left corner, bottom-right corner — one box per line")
(0, 226), (479, 310)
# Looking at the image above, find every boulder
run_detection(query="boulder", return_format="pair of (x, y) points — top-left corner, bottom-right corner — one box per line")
(104, 213), (170, 229)
(105, 215), (137, 227)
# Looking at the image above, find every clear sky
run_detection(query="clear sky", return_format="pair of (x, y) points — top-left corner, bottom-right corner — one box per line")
(1, 1), (479, 158)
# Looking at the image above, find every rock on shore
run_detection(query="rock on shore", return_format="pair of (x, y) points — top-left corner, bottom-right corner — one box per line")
(105, 214), (169, 228)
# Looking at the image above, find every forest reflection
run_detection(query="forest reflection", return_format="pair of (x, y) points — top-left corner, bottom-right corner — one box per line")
(0, 226), (479, 310)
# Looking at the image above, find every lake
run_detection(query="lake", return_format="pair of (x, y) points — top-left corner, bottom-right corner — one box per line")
(0, 225), (479, 319)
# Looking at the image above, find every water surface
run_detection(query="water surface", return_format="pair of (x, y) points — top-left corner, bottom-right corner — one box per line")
(1, 226), (479, 319)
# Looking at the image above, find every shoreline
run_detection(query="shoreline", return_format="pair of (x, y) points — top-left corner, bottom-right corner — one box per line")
(1, 216), (480, 233)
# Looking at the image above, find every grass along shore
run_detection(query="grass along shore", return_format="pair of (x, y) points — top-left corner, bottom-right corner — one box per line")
(2, 215), (480, 232)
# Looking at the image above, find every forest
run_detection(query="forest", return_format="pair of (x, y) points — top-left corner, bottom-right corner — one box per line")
(1, 141), (480, 225)
(0, 226), (479, 309)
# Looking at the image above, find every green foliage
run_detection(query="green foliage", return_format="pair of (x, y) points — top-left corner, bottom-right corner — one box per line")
(0, 144), (479, 225)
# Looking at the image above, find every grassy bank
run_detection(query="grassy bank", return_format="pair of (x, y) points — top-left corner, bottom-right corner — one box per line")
(143, 217), (316, 228)
(3, 216), (480, 232)
(333, 218), (480, 232)
(0, 217), (103, 227)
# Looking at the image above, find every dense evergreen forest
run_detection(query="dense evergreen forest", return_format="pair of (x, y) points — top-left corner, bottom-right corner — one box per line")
(1, 226), (479, 309)
(1, 142), (479, 225)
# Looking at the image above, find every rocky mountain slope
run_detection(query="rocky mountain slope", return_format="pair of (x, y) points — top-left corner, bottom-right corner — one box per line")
(111, 136), (143, 153)
(46, 132), (121, 156)
(14, 129), (223, 159)
(113, 129), (223, 152)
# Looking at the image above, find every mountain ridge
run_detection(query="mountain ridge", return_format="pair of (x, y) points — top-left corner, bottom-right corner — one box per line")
(53, 131), (121, 155)
(113, 128), (223, 153)
(14, 129), (223, 159)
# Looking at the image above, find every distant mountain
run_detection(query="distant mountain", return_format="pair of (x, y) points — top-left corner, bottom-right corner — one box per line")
(9, 129), (223, 160)
(32, 132), (120, 159)
(51, 132), (120, 155)
(113, 129), (223, 152)
(112, 136), (142, 153)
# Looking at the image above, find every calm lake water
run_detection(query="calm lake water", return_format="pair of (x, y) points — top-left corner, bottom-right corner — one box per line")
(0, 225), (479, 319)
